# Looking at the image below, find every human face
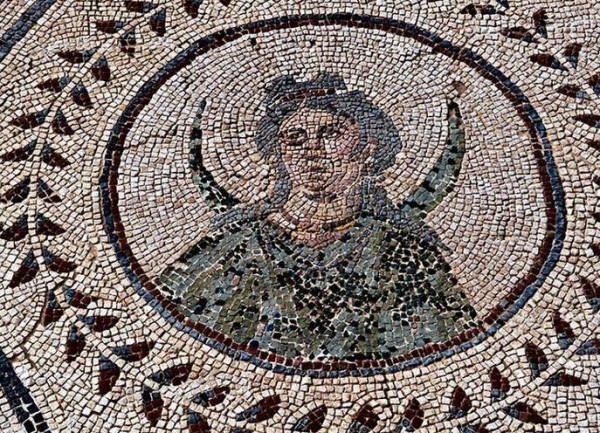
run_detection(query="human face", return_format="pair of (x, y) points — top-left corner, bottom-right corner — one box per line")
(277, 107), (363, 195)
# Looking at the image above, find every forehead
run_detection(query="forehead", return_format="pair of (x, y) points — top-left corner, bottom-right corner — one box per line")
(280, 106), (342, 128)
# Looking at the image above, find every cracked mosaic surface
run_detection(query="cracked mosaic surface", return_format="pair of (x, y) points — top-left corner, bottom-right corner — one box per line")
(0, 0), (599, 431)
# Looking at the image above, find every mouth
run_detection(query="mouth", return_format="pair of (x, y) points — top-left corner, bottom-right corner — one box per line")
(303, 159), (334, 173)
(299, 170), (332, 186)
(306, 165), (328, 173)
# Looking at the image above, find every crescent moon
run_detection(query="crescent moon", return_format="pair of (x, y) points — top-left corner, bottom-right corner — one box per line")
(400, 101), (466, 220)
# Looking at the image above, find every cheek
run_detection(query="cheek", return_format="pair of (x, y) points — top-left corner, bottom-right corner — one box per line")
(280, 149), (298, 170)
(330, 134), (361, 160)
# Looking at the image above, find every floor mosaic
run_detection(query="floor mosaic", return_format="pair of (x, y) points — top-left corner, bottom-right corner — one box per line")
(0, 0), (599, 431)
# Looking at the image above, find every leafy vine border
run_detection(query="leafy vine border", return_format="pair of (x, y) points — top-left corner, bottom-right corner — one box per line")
(0, 0), (598, 431)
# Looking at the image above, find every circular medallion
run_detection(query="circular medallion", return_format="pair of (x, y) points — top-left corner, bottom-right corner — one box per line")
(100, 14), (565, 374)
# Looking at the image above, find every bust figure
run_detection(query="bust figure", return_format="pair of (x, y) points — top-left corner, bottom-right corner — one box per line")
(159, 74), (478, 360)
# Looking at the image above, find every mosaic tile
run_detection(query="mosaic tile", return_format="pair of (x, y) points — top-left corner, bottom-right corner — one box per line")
(0, 0), (599, 431)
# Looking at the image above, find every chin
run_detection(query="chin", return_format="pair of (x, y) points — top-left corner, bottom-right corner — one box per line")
(303, 185), (329, 194)
(297, 178), (331, 192)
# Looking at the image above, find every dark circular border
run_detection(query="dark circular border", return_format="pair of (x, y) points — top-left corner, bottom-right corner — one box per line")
(99, 13), (566, 377)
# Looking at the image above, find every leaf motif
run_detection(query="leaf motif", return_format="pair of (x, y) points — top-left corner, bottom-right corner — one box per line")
(530, 54), (566, 70)
(589, 73), (600, 95)
(490, 367), (510, 401)
(56, 49), (95, 64)
(95, 20), (125, 34)
(396, 397), (423, 431)
(500, 27), (536, 43)
(236, 395), (281, 423)
(51, 110), (74, 135)
(120, 30), (136, 55)
(557, 84), (586, 99)
(347, 404), (379, 432)
(91, 56), (111, 82)
(41, 142), (71, 168)
(149, 362), (193, 386)
(0, 177), (31, 204)
(42, 290), (64, 326)
(573, 114), (600, 128)
(66, 325), (86, 362)
(581, 276), (600, 312)
(183, 0), (201, 18)
(448, 386), (471, 419)
(524, 342), (548, 378)
(42, 248), (77, 273)
(37, 77), (70, 93)
(0, 140), (35, 162)
(142, 387), (164, 427)
(532, 9), (548, 38)
(64, 286), (97, 308)
(111, 341), (155, 362)
(98, 356), (120, 395)
(149, 10), (166, 36)
(0, 214), (28, 241)
(71, 83), (92, 108)
(502, 402), (548, 425)
(37, 179), (61, 203)
(124, 1), (156, 12)
(292, 405), (327, 432)
(575, 338), (600, 356)
(551, 311), (575, 349)
(542, 370), (588, 386)
(188, 409), (210, 433)
(9, 250), (39, 287)
(79, 315), (120, 332)
(191, 385), (230, 407)
(9, 109), (49, 129)
(564, 43), (582, 67)
(36, 214), (66, 236)
(459, 5), (502, 16)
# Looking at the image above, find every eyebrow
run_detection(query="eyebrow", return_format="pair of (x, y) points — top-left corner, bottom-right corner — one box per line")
(279, 126), (306, 134)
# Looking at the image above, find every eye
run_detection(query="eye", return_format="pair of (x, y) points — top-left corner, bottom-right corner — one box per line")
(318, 123), (343, 139)
(279, 127), (307, 146)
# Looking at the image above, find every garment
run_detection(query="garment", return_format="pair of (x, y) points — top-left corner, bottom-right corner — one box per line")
(159, 214), (478, 360)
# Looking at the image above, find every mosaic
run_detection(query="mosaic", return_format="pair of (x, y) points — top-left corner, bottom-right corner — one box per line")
(0, 0), (599, 432)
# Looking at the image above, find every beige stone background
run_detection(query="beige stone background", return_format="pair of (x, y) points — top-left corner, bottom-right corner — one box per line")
(0, 0), (599, 431)
(118, 25), (547, 317)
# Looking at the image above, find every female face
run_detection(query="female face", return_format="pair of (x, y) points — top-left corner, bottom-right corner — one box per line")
(277, 107), (363, 195)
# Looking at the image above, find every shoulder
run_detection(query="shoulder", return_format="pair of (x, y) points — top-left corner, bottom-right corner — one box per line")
(176, 220), (261, 264)
(360, 212), (448, 250)
(358, 214), (450, 269)
(158, 220), (262, 287)
(357, 213), (426, 241)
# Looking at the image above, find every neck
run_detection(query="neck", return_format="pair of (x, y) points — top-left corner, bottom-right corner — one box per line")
(286, 184), (362, 229)
(266, 181), (365, 248)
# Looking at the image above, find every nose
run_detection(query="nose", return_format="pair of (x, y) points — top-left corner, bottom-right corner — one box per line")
(303, 137), (326, 162)
(306, 135), (325, 151)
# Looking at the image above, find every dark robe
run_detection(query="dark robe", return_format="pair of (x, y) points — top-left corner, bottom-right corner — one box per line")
(159, 214), (478, 359)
